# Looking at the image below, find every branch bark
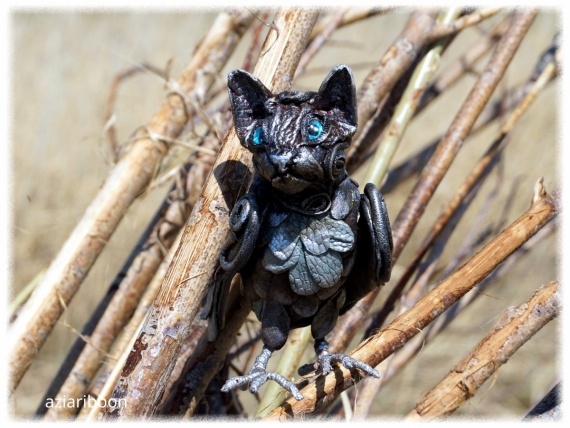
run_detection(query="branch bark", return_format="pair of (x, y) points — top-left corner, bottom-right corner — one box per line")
(100, 8), (319, 419)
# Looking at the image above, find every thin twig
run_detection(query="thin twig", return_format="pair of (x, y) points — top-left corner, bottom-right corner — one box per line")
(308, 7), (390, 42)
(104, 62), (169, 161)
(294, 9), (347, 80)
(347, 10), (438, 162)
(427, 7), (502, 42)
(365, 8), (461, 188)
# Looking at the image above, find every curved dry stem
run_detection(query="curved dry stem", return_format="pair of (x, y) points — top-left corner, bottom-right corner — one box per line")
(427, 7), (502, 42)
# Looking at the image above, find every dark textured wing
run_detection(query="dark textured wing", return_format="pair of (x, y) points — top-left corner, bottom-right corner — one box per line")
(340, 183), (393, 313)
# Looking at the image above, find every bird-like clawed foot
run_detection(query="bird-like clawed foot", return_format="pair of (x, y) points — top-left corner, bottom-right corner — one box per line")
(298, 339), (380, 378)
(221, 346), (304, 401)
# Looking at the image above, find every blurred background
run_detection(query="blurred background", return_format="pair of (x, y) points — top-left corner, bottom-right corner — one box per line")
(10, 9), (560, 418)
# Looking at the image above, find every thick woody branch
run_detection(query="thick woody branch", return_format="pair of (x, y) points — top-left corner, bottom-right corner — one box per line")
(407, 280), (560, 420)
(264, 181), (558, 419)
(101, 8), (319, 419)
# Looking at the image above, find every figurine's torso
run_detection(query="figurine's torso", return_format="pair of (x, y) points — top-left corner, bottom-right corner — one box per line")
(241, 177), (361, 329)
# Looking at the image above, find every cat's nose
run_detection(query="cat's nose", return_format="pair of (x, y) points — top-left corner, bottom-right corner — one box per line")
(269, 154), (292, 174)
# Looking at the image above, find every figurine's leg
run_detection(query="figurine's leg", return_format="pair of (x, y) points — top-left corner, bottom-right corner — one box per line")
(221, 301), (304, 400)
(298, 296), (379, 379)
(309, 338), (379, 378)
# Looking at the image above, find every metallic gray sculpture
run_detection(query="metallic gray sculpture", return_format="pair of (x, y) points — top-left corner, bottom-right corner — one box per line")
(205, 65), (393, 400)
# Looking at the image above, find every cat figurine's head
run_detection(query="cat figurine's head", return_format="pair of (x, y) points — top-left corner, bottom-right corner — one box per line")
(227, 65), (357, 196)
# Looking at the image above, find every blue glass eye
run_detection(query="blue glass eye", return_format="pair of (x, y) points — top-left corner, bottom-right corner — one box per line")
(252, 127), (264, 146)
(307, 119), (324, 140)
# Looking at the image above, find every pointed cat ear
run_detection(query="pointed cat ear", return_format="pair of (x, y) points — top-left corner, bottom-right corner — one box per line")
(315, 65), (357, 127)
(227, 70), (272, 141)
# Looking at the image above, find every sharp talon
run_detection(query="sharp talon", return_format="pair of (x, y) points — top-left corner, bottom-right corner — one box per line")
(311, 351), (379, 379)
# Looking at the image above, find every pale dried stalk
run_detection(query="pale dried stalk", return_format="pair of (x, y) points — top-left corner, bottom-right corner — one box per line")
(264, 181), (557, 419)
(328, 9), (537, 356)
(101, 8), (319, 419)
(350, 10), (437, 154)
(8, 10), (253, 392)
(294, 9), (347, 80)
(416, 15), (510, 114)
(407, 280), (560, 420)
(366, 8), (461, 188)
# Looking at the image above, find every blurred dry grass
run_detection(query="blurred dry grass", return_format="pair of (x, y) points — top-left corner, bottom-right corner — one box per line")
(10, 9), (560, 418)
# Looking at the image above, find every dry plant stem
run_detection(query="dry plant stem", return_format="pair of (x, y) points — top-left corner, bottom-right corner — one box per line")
(417, 16), (510, 114)
(9, 269), (44, 320)
(366, 8), (461, 188)
(43, 158), (213, 419)
(255, 326), (313, 418)
(427, 8), (501, 42)
(406, 280), (560, 420)
(264, 181), (557, 419)
(370, 45), (558, 334)
(101, 9), (319, 419)
(380, 220), (558, 390)
(327, 10), (536, 356)
(81, 228), (184, 421)
(7, 10), (253, 392)
(294, 9), (347, 80)
(308, 7), (389, 41)
(104, 62), (169, 160)
(347, 11), (437, 161)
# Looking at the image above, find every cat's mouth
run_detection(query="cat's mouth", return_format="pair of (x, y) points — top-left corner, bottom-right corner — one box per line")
(271, 173), (310, 193)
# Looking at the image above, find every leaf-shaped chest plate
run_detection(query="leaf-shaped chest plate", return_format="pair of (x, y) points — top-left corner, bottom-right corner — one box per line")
(262, 212), (355, 296)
